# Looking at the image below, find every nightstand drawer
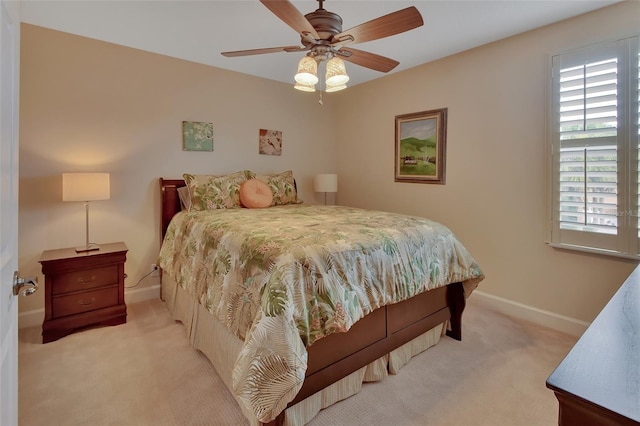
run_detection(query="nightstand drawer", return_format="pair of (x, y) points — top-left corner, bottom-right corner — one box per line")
(52, 287), (119, 317)
(51, 266), (118, 294)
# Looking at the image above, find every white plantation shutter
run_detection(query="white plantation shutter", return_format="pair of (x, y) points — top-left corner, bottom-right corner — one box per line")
(559, 58), (618, 140)
(558, 144), (617, 235)
(549, 36), (639, 257)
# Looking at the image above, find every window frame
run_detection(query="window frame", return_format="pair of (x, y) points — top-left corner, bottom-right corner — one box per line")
(546, 35), (640, 259)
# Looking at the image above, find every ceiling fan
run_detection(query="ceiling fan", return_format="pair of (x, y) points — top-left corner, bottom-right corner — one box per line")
(221, 0), (424, 91)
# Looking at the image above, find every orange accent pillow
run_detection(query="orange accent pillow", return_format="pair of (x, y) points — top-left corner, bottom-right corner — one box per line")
(239, 179), (273, 208)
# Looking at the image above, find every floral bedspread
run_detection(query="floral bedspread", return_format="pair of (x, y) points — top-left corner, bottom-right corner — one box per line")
(158, 205), (484, 422)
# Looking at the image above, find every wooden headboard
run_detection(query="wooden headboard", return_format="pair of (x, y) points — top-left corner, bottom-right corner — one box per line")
(160, 178), (186, 240)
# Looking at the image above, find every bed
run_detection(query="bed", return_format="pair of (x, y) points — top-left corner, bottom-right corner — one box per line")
(158, 174), (484, 426)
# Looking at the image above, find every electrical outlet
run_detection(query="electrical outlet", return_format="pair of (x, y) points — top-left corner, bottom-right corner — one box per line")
(151, 264), (159, 277)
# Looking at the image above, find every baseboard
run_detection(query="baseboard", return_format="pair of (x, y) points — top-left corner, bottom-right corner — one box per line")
(471, 290), (590, 337)
(18, 285), (161, 329)
(124, 284), (161, 304)
(18, 308), (45, 329)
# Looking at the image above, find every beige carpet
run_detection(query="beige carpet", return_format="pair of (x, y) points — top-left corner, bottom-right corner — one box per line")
(18, 296), (577, 426)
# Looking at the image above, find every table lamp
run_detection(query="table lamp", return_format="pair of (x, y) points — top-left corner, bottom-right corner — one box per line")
(314, 174), (338, 205)
(62, 173), (110, 252)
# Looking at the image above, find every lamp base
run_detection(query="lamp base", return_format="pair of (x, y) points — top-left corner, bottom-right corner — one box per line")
(75, 244), (100, 253)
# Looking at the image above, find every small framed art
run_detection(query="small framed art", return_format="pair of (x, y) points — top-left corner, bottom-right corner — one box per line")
(182, 121), (213, 152)
(259, 129), (282, 156)
(394, 108), (447, 184)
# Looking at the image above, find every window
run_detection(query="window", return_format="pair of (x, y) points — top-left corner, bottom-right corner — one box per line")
(548, 36), (639, 258)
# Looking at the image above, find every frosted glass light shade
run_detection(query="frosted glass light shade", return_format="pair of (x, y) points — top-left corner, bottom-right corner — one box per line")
(325, 82), (347, 92)
(294, 81), (316, 92)
(314, 174), (338, 193)
(62, 173), (110, 201)
(295, 56), (319, 85)
(325, 57), (349, 86)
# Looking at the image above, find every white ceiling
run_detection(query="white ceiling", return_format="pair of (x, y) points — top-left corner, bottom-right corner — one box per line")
(21, 0), (621, 88)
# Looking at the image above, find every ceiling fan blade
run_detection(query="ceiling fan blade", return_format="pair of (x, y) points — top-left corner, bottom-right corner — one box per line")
(260, 0), (319, 39)
(337, 47), (399, 73)
(222, 46), (306, 57)
(332, 6), (423, 45)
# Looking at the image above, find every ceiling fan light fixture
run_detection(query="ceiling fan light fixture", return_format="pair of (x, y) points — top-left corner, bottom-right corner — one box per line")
(325, 57), (349, 86)
(223, 2), (425, 92)
(295, 56), (319, 85)
(294, 81), (316, 92)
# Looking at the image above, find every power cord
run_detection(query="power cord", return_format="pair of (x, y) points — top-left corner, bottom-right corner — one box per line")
(125, 267), (158, 289)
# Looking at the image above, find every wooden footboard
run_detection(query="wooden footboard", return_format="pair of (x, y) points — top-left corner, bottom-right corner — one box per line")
(159, 178), (466, 426)
(262, 282), (464, 426)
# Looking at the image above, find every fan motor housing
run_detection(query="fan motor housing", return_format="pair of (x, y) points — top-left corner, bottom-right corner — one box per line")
(304, 9), (342, 40)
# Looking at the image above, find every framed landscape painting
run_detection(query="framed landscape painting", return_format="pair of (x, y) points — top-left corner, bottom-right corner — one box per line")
(394, 108), (447, 184)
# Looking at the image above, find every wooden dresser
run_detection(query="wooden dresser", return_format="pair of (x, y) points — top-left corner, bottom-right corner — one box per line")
(39, 242), (128, 343)
(546, 265), (640, 425)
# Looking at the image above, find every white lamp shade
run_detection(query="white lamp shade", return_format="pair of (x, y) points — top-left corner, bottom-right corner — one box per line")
(294, 81), (316, 92)
(295, 56), (319, 85)
(314, 174), (338, 193)
(62, 173), (110, 201)
(325, 82), (347, 93)
(325, 57), (349, 86)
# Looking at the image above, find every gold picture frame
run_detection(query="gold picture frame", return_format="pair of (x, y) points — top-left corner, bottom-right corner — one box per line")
(394, 108), (447, 184)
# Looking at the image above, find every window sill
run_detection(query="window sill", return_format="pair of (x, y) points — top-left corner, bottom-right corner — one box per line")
(546, 242), (640, 261)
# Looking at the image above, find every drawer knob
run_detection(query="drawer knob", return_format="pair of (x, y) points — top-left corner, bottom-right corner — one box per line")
(78, 275), (96, 284)
(78, 298), (95, 306)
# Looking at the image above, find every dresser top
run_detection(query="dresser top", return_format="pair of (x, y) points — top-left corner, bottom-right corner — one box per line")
(546, 264), (640, 423)
(39, 242), (127, 263)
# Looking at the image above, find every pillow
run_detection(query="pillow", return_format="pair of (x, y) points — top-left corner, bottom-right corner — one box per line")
(183, 170), (255, 210)
(239, 179), (273, 208)
(256, 170), (302, 206)
(177, 186), (192, 211)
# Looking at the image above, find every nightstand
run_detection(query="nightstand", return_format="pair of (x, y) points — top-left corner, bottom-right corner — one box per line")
(39, 242), (128, 343)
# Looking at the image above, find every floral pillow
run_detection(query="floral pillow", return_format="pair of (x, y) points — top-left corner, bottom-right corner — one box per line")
(183, 170), (255, 210)
(256, 170), (302, 206)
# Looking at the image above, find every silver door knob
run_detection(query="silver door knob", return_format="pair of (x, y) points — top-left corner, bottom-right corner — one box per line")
(13, 271), (38, 296)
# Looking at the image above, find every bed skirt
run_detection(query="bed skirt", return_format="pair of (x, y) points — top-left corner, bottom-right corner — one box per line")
(161, 275), (444, 426)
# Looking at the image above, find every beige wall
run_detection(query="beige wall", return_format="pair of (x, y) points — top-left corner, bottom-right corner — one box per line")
(18, 24), (337, 314)
(18, 1), (640, 325)
(333, 1), (639, 323)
